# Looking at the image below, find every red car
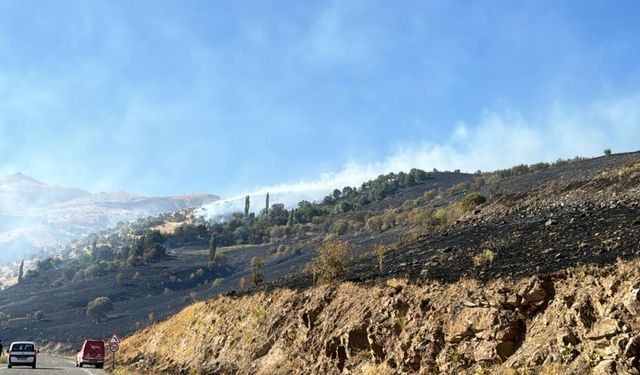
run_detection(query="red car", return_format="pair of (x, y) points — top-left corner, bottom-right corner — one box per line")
(76, 339), (105, 368)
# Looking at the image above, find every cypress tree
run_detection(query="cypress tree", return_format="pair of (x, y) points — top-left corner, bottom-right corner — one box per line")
(265, 193), (270, 214)
(18, 259), (24, 283)
(208, 233), (217, 270)
(244, 195), (250, 217)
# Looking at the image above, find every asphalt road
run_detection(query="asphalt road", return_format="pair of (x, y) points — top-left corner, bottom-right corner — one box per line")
(0, 355), (106, 374)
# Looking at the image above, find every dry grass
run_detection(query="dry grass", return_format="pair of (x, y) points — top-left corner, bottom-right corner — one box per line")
(355, 362), (393, 375)
(385, 278), (408, 288)
(472, 249), (497, 268)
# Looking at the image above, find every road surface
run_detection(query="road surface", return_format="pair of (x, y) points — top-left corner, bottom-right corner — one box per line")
(0, 355), (106, 374)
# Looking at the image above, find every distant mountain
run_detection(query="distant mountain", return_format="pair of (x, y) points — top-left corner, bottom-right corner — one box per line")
(0, 173), (219, 262)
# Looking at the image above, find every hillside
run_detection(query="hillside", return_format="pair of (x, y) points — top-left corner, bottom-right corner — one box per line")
(0, 173), (219, 265)
(1, 152), (640, 374)
(0, 169), (475, 346)
(105, 152), (640, 374)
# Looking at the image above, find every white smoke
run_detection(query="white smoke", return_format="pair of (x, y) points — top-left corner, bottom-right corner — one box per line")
(199, 94), (640, 220)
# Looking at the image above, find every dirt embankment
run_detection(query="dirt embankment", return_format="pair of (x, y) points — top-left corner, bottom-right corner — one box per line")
(118, 255), (640, 374)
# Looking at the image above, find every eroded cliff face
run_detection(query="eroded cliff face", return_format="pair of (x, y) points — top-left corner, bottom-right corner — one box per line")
(119, 257), (640, 375)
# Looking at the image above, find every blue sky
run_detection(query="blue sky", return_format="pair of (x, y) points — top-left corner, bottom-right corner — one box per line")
(0, 1), (639, 198)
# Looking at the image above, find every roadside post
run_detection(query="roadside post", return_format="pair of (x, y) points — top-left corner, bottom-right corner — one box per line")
(109, 332), (121, 368)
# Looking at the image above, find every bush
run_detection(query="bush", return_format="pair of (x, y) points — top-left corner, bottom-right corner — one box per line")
(309, 240), (349, 284)
(250, 257), (264, 287)
(127, 255), (141, 266)
(330, 220), (349, 235)
(86, 296), (113, 322)
(270, 225), (288, 240)
(431, 208), (448, 225)
(83, 264), (100, 278)
(143, 243), (166, 262)
(462, 192), (487, 210)
(604, 148), (612, 156)
(33, 310), (45, 321)
(472, 249), (497, 268)
(366, 216), (383, 231)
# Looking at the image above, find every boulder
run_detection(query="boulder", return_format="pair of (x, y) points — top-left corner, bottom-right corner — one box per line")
(592, 359), (617, 375)
(587, 318), (621, 340)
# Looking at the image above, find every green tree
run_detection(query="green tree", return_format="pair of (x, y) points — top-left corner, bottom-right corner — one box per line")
(604, 148), (612, 156)
(18, 260), (24, 283)
(265, 192), (270, 214)
(332, 189), (342, 199)
(244, 195), (251, 217)
(86, 296), (113, 322)
(342, 186), (354, 197)
(208, 232), (217, 270)
(142, 244), (166, 262)
(250, 256), (264, 287)
(309, 240), (349, 284)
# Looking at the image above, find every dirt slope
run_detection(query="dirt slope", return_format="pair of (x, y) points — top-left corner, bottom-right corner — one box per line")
(118, 257), (640, 374)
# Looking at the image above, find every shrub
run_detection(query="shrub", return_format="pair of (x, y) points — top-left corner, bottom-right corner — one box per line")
(270, 225), (288, 240)
(83, 264), (100, 278)
(604, 148), (612, 156)
(61, 267), (77, 281)
(33, 310), (45, 321)
(366, 216), (383, 231)
(462, 192), (487, 210)
(431, 208), (448, 225)
(250, 257), (264, 287)
(142, 243), (166, 262)
(472, 249), (497, 268)
(127, 255), (141, 266)
(309, 240), (349, 284)
(330, 220), (349, 235)
(86, 296), (113, 322)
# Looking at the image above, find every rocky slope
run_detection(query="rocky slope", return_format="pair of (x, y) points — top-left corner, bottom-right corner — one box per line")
(118, 258), (640, 374)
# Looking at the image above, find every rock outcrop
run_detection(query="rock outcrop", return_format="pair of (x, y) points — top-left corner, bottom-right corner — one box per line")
(119, 257), (640, 374)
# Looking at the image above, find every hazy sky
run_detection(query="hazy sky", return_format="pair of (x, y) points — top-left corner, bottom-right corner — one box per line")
(0, 1), (639, 197)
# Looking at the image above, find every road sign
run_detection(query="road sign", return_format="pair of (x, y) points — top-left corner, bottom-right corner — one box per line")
(110, 343), (119, 353)
(109, 333), (121, 344)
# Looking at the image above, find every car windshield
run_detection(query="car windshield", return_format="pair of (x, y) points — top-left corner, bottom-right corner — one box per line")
(11, 343), (34, 352)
